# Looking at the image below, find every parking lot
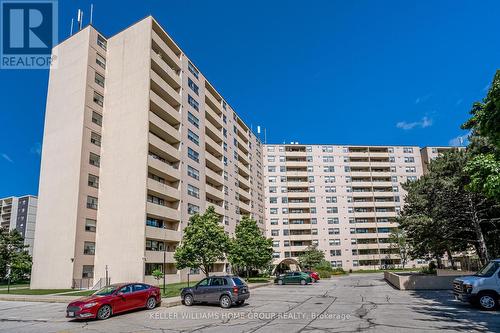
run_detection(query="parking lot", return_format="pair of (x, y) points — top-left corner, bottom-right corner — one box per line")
(0, 273), (498, 333)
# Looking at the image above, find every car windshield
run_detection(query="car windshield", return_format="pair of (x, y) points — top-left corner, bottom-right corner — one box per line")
(93, 285), (119, 296)
(475, 261), (500, 277)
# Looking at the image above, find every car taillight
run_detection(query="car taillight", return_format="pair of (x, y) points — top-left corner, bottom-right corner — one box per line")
(232, 287), (238, 295)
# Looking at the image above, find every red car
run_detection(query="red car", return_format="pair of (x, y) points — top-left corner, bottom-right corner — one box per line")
(66, 283), (161, 320)
(304, 271), (320, 282)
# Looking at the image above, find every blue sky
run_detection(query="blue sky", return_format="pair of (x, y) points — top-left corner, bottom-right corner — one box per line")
(0, 0), (499, 197)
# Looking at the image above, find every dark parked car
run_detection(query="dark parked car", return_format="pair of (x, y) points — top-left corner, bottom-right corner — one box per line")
(181, 275), (249, 308)
(274, 272), (313, 285)
(66, 283), (161, 320)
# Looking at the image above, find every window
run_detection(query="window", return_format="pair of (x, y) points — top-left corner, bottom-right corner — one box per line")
(90, 132), (101, 146)
(92, 111), (102, 126)
(329, 239), (341, 246)
(188, 61), (199, 79)
(268, 176), (277, 183)
(89, 153), (100, 167)
(188, 203), (199, 215)
(94, 72), (105, 87)
(404, 157), (415, 163)
(327, 217), (339, 224)
(271, 230), (279, 236)
(97, 35), (107, 50)
(323, 166), (335, 172)
(82, 265), (94, 278)
(405, 166), (416, 173)
(85, 219), (96, 232)
(267, 156), (275, 162)
(147, 195), (165, 206)
(187, 165), (199, 180)
(187, 184), (200, 198)
(403, 147), (414, 153)
(188, 95), (199, 111)
(330, 249), (342, 256)
(269, 197), (277, 204)
(188, 147), (199, 162)
(146, 239), (165, 251)
(407, 176), (418, 182)
(93, 91), (104, 106)
(188, 129), (199, 145)
(325, 176), (336, 183)
(327, 207), (338, 214)
(145, 263), (163, 275)
(86, 196), (98, 210)
(270, 218), (278, 225)
(146, 217), (164, 228)
(272, 241), (280, 247)
(269, 186), (277, 193)
(323, 156), (334, 162)
(328, 228), (340, 235)
(96, 53), (106, 68)
(83, 241), (95, 255)
(188, 78), (199, 95)
(188, 112), (199, 128)
(326, 196), (337, 203)
(88, 174), (99, 188)
(325, 186), (336, 193)
(268, 166), (276, 172)
(322, 146), (333, 153)
(269, 208), (278, 214)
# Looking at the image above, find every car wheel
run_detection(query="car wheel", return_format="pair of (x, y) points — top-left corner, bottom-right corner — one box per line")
(220, 295), (232, 309)
(183, 294), (194, 306)
(96, 305), (112, 320)
(300, 279), (306, 285)
(146, 296), (157, 310)
(478, 292), (498, 310)
(277, 279), (284, 285)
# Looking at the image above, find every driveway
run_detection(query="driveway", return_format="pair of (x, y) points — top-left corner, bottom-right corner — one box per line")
(0, 273), (498, 332)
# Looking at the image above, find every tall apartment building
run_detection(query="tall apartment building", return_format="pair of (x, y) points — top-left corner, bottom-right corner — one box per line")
(420, 146), (461, 173)
(0, 195), (38, 255)
(31, 16), (264, 289)
(263, 144), (426, 271)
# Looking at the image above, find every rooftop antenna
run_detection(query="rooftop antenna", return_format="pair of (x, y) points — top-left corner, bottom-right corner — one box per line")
(264, 128), (267, 144)
(90, 4), (94, 25)
(70, 18), (74, 36)
(77, 9), (83, 31)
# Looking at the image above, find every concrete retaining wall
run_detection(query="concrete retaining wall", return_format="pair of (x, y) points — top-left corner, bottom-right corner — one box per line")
(384, 271), (466, 290)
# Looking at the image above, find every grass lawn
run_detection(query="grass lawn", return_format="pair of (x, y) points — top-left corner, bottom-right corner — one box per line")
(0, 288), (74, 295)
(158, 281), (200, 298)
(349, 268), (418, 274)
(0, 283), (30, 289)
(56, 290), (96, 297)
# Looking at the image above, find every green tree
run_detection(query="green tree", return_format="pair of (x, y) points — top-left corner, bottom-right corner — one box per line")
(227, 216), (273, 278)
(0, 228), (32, 282)
(462, 70), (500, 200)
(400, 150), (500, 265)
(151, 269), (164, 286)
(174, 206), (229, 277)
(388, 228), (411, 269)
(298, 245), (324, 269)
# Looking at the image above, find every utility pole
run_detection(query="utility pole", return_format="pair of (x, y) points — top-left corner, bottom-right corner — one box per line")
(163, 250), (166, 295)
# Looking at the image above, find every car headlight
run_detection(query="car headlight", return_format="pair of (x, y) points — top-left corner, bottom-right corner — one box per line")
(463, 284), (473, 293)
(82, 302), (98, 309)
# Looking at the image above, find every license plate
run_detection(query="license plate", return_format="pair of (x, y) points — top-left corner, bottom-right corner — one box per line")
(68, 312), (75, 317)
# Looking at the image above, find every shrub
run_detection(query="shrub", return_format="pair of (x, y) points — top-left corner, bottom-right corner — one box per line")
(317, 270), (332, 278)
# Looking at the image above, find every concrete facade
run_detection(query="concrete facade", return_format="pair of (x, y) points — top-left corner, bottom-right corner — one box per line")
(31, 17), (264, 289)
(0, 195), (37, 255)
(263, 144), (426, 271)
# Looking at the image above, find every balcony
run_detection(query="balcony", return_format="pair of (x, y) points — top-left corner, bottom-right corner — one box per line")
(237, 149), (250, 166)
(237, 163), (250, 177)
(146, 202), (180, 221)
(206, 184), (224, 201)
(151, 30), (181, 70)
(287, 191), (311, 198)
(205, 89), (222, 114)
(286, 171), (308, 177)
(237, 136), (249, 154)
(212, 204), (225, 216)
(147, 179), (180, 201)
(238, 201), (251, 215)
(148, 155), (180, 181)
(288, 234), (313, 241)
(205, 168), (223, 187)
(205, 104), (223, 129)
(285, 160), (308, 167)
(287, 201), (310, 208)
(149, 111), (180, 143)
(205, 120), (223, 143)
(151, 51), (181, 89)
(150, 90), (181, 125)
(145, 250), (176, 263)
(149, 132), (180, 162)
(287, 212), (312, 219)
(145, 226), (181, 242)
(205, 135), (223, 157)
(206, 152), (223, 172)
(238, 187), (251, 202)
(238, 174), (250, 189)
(150, 69), (181, 107)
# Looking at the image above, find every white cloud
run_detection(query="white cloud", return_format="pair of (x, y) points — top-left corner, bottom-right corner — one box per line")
(396, 116), (433, 130)
(30, 142), (41, 156)
(1, 153), (13, 163)
(449, 134), (469, 147)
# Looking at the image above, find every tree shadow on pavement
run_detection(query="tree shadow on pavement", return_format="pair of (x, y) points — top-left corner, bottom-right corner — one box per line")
(408, 289), (500, 332)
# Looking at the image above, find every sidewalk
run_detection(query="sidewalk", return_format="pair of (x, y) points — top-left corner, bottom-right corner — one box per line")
(0, 281), (273, 306)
